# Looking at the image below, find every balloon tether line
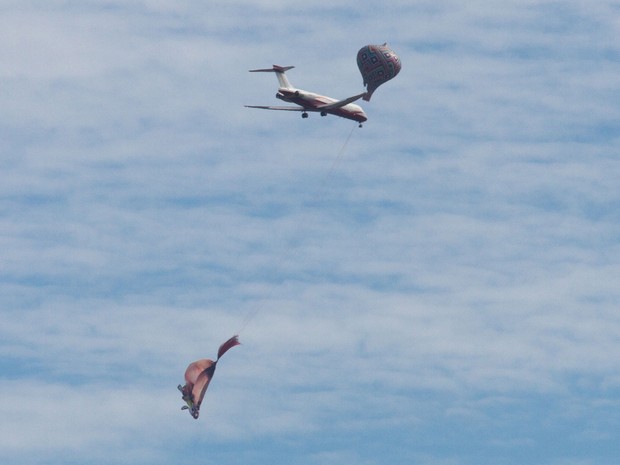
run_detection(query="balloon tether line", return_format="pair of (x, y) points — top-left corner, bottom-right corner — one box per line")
(236, 122), (359, 335)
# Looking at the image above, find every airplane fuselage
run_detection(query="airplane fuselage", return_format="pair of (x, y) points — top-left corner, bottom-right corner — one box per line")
(276, 88), (368, 124)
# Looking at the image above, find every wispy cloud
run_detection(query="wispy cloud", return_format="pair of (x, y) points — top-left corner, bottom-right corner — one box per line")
(1, 1), (619, 464)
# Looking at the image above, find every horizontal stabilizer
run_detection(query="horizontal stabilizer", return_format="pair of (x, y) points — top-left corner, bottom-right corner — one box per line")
(249, 65), (295, 88)
(249, 65), (295, 73)
(317, 92), (367, 110)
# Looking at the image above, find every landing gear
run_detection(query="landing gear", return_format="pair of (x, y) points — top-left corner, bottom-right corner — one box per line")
(358, 123), (363, 128)
(320, 111), (327, 117)
(302, 112), (308, 119)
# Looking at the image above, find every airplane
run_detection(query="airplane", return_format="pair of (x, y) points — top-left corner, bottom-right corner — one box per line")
(245, 65), (368, 127)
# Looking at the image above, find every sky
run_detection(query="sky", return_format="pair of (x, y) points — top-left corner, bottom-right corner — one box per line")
(1, 1), (619, 464)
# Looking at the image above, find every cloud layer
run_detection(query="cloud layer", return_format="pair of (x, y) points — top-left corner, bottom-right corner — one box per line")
(1, 1), (619, 464)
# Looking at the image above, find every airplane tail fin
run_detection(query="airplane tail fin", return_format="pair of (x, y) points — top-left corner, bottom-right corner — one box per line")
(249, 65), (295, 89)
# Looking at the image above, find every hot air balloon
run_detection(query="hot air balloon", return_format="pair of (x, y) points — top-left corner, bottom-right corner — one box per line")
(178, 335), (240, 419)
(357, 43), (401, 101)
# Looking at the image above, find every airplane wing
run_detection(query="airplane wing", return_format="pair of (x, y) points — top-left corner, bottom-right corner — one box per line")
(244, 105), (308, 111)
(316, 92), (367, 111)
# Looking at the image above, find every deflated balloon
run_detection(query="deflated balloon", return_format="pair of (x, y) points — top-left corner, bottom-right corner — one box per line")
(178, 335), (240, 419)
(357, 43), (401, 101)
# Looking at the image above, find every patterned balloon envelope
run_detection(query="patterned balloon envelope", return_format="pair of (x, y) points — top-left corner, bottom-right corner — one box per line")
(357, 43), (401, 101)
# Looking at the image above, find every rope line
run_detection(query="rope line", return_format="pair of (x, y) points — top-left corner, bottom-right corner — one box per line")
(236, 122), (359, 335)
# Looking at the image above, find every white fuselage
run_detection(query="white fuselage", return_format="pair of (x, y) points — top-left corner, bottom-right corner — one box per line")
(276, 88), (368, 123)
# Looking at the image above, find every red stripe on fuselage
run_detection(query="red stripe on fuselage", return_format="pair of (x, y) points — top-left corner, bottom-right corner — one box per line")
(277, 89), (367, 123)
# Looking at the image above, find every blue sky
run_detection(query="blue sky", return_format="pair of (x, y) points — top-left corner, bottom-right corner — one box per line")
(1, 1), (619, 464)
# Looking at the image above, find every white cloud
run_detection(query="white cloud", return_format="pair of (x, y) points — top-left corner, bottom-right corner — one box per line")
(1, 1), (619, 464)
